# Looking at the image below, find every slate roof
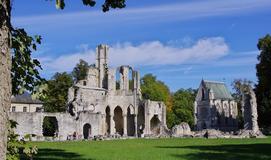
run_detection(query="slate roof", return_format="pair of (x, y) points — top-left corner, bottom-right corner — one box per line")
(203, 80), (233, 100)
(11, 92), (43, 104)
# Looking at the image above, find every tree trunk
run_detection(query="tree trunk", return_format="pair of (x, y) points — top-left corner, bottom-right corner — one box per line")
(0, 0), (11, 159)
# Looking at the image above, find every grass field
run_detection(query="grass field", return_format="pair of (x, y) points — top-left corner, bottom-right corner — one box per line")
(27, 137), (271, 160)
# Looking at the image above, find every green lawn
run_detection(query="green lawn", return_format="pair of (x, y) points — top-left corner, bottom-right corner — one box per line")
(27, 137), (271, 160)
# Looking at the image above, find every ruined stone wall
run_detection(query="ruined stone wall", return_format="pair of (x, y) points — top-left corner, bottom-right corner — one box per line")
(9, 112), (103, 141)
(142, 100), (166, 135)
(242, 88), (259, 132)
(12, 44), (168, 140)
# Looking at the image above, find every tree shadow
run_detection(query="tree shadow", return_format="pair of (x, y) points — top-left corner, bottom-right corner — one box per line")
(157, 143), (271, 160)
(21, 148), (93, 160)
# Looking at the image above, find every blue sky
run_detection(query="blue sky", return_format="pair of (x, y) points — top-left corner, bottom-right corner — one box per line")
(12, 0), (271, 91)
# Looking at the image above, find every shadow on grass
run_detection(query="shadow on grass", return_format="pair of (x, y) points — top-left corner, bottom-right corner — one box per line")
(157, 143), (271, 160)
(23, 148), (93, 160)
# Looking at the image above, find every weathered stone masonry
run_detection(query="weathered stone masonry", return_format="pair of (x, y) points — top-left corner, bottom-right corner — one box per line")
(194, 80), (239, 131)
(9, 44), (167, 141)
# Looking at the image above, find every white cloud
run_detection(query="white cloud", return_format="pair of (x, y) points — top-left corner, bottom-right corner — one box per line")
(38, 37), (229, 73)
(39, 50), (95, 74)
(109, 37), (228, 66)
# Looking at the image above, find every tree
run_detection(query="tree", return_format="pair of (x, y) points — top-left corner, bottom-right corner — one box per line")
(7, 120), (38, 160)
(0, 2), (12, 158)
(255, 34), (271, 128)
(43, 72), (73, 112)
(171, 89), (196, 128)
(72, 59), (89, 82)
(141, 74), (172, 110)
(0, 1), (126, 158)
(166, 110), (180, 129)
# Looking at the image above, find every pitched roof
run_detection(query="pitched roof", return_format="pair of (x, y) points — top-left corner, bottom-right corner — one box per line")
(11, 92), (43, 104)
(202, 80), (233, 100)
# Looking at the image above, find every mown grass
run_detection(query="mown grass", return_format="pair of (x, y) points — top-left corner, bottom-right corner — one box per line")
(27, 137), (271, 160)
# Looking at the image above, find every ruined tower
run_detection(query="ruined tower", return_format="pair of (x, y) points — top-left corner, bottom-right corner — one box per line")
(242, 86), (259, 132)
(96, 44), (109, 88)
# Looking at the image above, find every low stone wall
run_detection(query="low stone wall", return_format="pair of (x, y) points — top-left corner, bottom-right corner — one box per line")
(9, 112), (102, 141)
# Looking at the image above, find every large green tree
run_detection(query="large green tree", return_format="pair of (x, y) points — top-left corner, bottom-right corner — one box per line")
(43, 72), (73, 112)
(72, 59), (89, 82)
(141, 74), (172, 110)
(1, 1), (126, 158)
(255, 34), (271, 128)
(170, 89), (196, 128)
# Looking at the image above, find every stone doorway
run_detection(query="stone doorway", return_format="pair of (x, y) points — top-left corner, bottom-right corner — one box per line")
(105, 106), (110, 135)
(83, 123), (91, 139)
(127, 107), (135, 136)
(137, 105), (145, 137)
(42, 116), (58, 137)
(114, 106), (124, 135)
(150, 115), (161, 135)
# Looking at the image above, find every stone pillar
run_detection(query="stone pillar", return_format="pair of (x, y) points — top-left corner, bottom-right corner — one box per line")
(121, 66), (129, 91)
(194, 101), (198, 129)
(136, 71), (140, 92)
(120, 72), (124, 90)
(163, 105), (167, 126)
(101, 114), (106, 135)
(110, 115), (114, 135)
(145, 112), (150, 135)
(96, 44), (109, 88)
(123, 114), (127, 136)
(133, 71), (137, 90)
(242, 87), (259, 132)
(134, 114), (138, 137)
(107, 68), (116, 91)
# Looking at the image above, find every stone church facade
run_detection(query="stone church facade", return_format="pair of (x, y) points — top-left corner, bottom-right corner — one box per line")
(9, 44), (167, 141)
(194, 80), (238, 131)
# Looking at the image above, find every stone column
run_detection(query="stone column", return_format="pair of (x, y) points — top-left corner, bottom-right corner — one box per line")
(134, 114), (138, 137)
(101, 114), (106, 135)
(123, 114), (127, 136)
(145, 113), (150, 135)
(162, 105), (166, 126)
(110, 115), (114, 135)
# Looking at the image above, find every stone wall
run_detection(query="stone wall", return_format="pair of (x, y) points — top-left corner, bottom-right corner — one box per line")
(9, 112), (102, 141)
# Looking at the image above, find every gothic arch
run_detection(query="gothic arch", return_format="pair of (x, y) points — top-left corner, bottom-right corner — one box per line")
(127, 107), (135, 136)
(150, 115), (161, 135)
(105, 106), (111, 135)
(42, 116), (58, 137)
(137, 105), (145, 136)
(127, 104), (135, 114)
(114, 106), (124, 135)
(83, 123), (91, 139)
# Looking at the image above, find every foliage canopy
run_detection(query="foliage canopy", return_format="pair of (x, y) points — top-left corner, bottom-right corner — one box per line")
(255, 34), (271, 127)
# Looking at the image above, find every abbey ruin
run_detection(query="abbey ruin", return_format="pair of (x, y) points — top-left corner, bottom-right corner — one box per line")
(9, 44), (263, 141)
(9, 44), (167, 141)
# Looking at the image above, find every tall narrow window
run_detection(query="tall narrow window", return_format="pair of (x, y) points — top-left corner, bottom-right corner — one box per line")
(12, 106), (16, 112)
(201, 88), (205, 100)
(23, 106), (27, 112)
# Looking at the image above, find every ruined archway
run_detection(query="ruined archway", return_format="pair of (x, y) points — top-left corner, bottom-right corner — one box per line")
(150, 115), (161, 135)
(138, 105), (145, 136)
(42, 116), (58, 137)
(114, 106), (123, 135)
(127, 107), (135, 136)
(105, 106), (110, 135)
(83, 123), (91, 139)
